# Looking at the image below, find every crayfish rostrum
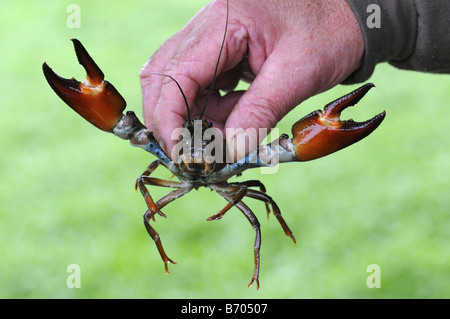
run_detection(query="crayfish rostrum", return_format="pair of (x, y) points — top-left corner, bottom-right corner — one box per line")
(42, 10), (385, 290)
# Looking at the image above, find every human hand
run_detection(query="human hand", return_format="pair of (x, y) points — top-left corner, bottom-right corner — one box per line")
(140, 0), (364, 160)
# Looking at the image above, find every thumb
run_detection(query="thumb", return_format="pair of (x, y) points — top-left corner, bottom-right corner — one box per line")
(225, 54), (317, 161)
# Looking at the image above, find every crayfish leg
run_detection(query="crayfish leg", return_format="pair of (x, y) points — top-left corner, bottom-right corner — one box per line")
(218, 193), (261, 290)
(206, 186), (247, 221)
(143, 211), (176, 273)
(234, 200), (261, 290)
(226, 182), (296, 245)
(243, 189), (296, 245)
(233, 180), (271, 219)
(137, 160), (194, 274)
(135, 160), (174, 220)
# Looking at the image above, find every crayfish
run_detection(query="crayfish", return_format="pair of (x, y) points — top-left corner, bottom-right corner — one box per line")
(42, 5), (385, 290)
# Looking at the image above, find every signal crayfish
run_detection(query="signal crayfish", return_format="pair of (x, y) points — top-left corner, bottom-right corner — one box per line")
(42, 4), (385, 289)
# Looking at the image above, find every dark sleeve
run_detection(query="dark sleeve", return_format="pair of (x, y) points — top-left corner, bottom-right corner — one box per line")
(344, 0), (450, 84)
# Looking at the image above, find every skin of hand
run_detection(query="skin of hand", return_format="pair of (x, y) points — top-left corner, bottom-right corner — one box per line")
(140, 0), (364, 161)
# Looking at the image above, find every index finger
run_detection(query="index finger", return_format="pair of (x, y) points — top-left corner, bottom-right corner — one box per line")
(140, 29), (189, 134)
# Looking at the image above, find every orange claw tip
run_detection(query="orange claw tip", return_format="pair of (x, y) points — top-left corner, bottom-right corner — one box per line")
(323, 83), (375, 119)
(70, 38), (104, 86)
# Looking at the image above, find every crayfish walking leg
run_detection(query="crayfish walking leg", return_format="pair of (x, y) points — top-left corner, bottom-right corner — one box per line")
(143, 211), (176, 274)
(206, 186), (248, 221)
(209, 183), (296, 289)
(240, 188), (296, 245)
(231, 199), (262, 290)
(136, 160), (193, 274)
(232, 180), (271, 219)
(207, 185), (261, 288)
(209, 181), (297, 245)
(136, 160), (167, 220)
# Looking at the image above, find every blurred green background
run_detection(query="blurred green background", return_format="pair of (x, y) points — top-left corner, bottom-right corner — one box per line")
(1, 0), (449, 299)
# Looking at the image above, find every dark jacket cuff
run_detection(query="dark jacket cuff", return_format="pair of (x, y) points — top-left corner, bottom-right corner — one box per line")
(343, 0), (417, 84)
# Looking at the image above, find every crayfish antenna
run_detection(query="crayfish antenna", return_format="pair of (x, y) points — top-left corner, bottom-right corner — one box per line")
(198, 0), (229, 120)
(291, 83), (386, 161)
(43, 39), (126, 132)
(148, 73), (191, 123)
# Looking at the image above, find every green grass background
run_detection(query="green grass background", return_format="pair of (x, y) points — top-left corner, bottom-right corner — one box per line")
(1, 0), (449, 299)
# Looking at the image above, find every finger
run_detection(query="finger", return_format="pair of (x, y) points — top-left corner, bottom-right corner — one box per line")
(225, 47), (320, 160)
(213, 55), (255, 92)
(195, 90), (245, 132)
(152, 22), (248, 156)
(153, 72), (200, 154)
(140, 29), (191, 133)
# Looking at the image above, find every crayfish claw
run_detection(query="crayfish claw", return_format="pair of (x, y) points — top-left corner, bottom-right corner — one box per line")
(43, 39), (126, 132)
(291, 83), (385, 161)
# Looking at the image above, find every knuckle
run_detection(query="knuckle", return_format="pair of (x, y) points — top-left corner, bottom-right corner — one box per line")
(244, 95), (284, 127)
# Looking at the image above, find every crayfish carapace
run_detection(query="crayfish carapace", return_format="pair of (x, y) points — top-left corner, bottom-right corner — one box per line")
(43, 7), (385, 290)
